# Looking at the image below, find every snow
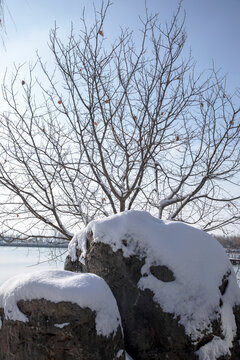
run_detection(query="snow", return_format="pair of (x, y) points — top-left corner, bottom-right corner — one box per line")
(0, 270), (121, 337)
(68, 230), (87, 264)
(195, 300), (236, 359)
(54, 322), (70, 328)
(117, 349), (134, 359)
(116, 349), (124, 358)
(69, 210), (240, 360)
(233, 265), (240, 286)
(125, 352), (133, 360)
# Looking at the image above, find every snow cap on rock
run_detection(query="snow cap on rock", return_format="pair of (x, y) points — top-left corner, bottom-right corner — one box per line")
(69, 210), (240, 360)
(0, 270), (122, 337)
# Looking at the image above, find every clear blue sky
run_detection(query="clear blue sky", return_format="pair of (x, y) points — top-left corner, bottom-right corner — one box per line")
(0, 0), (239, 92)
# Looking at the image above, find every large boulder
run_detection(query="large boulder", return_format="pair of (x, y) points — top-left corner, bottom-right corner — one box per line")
(0, 270), (124, 360)
(65, 210), (240, 360)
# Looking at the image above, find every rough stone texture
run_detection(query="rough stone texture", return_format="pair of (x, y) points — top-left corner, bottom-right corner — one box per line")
(65, 248), (83, 273)
(0, 299), (124, 360)
(64, 231), (240, 360)
(149, 265), (175, 282)
(65, 256), (83, 273)
(229, 305), (240, 360)
(219, 270), (231, 296)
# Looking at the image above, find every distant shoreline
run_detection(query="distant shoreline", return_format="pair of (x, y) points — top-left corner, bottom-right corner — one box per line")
(0, 243), (68, 249)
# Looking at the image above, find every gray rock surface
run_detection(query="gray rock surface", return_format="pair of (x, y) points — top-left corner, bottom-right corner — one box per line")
(65, 230), (240, 360)
(0, 298), (124, 360)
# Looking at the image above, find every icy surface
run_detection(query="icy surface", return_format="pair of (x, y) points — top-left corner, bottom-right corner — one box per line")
(69, 210), (240, 359)
(0, 270), (121, 337)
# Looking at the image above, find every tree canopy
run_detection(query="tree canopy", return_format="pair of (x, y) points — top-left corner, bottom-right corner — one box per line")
(0, 1), (240, 240)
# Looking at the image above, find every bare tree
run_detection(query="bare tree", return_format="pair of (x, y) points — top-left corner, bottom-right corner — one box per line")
(0, 1), (240, 241)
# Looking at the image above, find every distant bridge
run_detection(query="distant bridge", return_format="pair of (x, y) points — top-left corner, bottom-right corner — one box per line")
(225, 249), (240, 265)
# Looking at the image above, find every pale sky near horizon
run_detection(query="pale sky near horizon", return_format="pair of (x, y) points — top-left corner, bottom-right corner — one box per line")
(0, 0), (239, 93)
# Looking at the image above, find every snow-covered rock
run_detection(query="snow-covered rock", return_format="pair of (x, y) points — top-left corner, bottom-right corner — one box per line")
(0, 270), (124, 360)
(65, 210), (240, 360)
